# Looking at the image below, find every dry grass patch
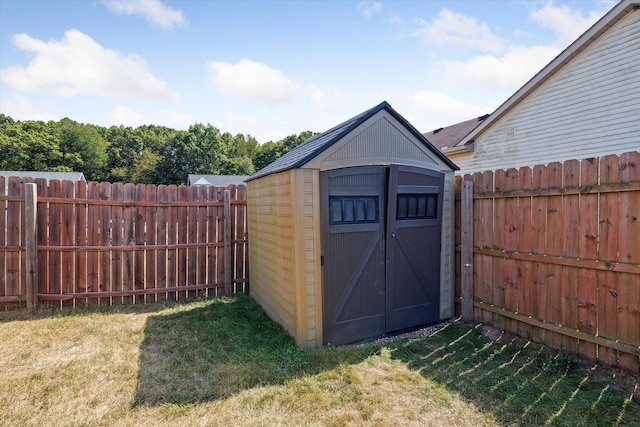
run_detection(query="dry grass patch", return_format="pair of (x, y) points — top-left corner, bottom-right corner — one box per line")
(0, 295), (637, 426)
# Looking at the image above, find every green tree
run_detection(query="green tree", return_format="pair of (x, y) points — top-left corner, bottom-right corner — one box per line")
(252, 131), (315, 172)
(58, 118), (107, 181)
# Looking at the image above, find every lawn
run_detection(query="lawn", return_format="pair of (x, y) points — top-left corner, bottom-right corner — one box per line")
(0, 294), (637, 426)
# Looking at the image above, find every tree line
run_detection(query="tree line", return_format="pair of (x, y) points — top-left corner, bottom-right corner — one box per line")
(0, 114), (315, 185)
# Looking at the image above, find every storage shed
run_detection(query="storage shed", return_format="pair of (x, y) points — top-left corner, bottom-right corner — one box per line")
(246, 102), (458, 347)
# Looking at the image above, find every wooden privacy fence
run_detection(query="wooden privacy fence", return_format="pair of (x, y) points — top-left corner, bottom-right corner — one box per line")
(455, 151), (640, 373)
(0, 178), (248, 309)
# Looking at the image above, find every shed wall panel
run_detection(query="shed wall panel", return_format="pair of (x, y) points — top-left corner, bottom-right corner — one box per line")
(451, 10), (640, 174)
(248, 169), (322, 347)
(247, 171), (297, 338)
(323, 116), (440, 168)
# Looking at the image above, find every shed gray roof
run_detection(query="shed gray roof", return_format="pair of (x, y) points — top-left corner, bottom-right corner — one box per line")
(0, 171), (86, 182)
(248, 101), (458, 181)
(188, 174), (250, 186)
(423, 115), (489, 151)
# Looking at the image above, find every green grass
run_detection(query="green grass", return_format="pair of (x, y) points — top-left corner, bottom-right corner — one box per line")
(389, 323), (639, 426)
(0, 294), (637, 426)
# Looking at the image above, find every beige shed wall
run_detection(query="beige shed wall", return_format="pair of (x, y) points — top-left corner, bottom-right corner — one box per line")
(247, 169), (322, 347)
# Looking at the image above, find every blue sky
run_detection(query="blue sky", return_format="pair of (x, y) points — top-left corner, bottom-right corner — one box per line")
(0, 0), (615, 143)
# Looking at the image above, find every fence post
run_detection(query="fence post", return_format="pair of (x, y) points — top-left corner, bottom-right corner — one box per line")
(25, 183), (38, 312)
(224, 189), (233, 294)
(461, 181), (474, 322)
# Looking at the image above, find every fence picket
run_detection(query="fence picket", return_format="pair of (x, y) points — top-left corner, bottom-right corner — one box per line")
(617, 272), (640, 372)
(49, 180), (62, 304)
(235, 185), (247, 292)
(99, 182), (112, 305)
(122, 183), (135, 303)
(216, 187), (225, 293)
(156, 185), (168, 301)
(516, 166), (533, 339)
(197, 186), (208, 294)
(478, 171), (494, 324)
(207, 186), (219, 294)
(177, 185), (188, 300)
(111, 183), (124, 303)
(86, 182), (100, 305)
(167, 185), (178, 300)
(187, 186), (198, 298)
(76, 181), (88, 307)
(143, 184), (157, 303)
(61, 181), (75, 307)
(503, 168), (519, 334)
(0, 177), (6, 303)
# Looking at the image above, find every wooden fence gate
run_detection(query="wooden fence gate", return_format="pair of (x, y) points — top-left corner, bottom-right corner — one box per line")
(0, 178), (248, 308)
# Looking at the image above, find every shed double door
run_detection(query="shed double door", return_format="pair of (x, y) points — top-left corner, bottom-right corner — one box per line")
(321, 165), (444, 345)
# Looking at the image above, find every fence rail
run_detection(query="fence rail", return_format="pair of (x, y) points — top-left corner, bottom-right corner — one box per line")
(0, 177), (248, 308)
(455, 151), (640, 373)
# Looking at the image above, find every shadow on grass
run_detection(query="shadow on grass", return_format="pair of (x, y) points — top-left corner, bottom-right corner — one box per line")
(386, 322), (640, 426)
(133, 293), (376, 406)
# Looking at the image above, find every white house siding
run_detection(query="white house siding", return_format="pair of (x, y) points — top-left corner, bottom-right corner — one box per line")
(452, 9), (640, 174)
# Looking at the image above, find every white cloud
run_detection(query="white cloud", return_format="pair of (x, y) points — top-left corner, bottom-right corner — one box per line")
(223, 112), (287, 143)
(204, 58), (349, 109)
(404, 90), (489, 128)
(529, 2), (605, 47)
(415, 8), (506, 53)
(205, 59), (302, 105)
(426, 3), (607, 102)
(108, 105), (193, 129)
(103, 0), (187, 30)
(0, 93), (58, 122)
(308, 85), (353, 110)
(433, 44), (560, 94)
(358, 1), (382, 19)
(0, 30), (180, 103)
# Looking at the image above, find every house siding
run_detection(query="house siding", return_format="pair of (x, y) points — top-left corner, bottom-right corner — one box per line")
(451, 9), (640, 174)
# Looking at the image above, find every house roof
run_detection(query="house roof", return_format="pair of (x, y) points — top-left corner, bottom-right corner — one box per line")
(248, 101), (458, 181)
(187, 174), (250, 186)
(423, 114), (489, 151)
(0, 171), (86, 182)
(453, 0), (640, 149)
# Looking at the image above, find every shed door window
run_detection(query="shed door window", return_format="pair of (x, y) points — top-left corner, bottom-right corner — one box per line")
(329, 196), (379, 225)
(396, 194), (437, 220)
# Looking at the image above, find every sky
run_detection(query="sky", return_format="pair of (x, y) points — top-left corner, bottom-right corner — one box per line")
(0, 0), (616, 144)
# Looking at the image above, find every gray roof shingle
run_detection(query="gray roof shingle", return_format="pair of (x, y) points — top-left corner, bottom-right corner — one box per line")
(423, 114), (489, 151)
(188, 174), (250, 186)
